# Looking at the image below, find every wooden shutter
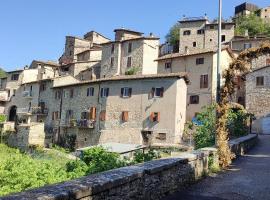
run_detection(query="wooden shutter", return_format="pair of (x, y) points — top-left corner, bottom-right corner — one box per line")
(122, 111), (128, 122)
(160, 87), (164, 97)
(205, 75), (208, 88)
(128, 88), (132, 97)
(90, 107), (96, 120)
(100, 110), (106, 121)
(157, 112), (160, 122)
(52, 112), (54, 120)
(150, 112), (154, 122)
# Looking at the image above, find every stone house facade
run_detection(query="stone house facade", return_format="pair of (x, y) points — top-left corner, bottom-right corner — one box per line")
(246, 65), (270, 118)
(156, 48), (234, 121)
(50, 74), (188, 148)
(100, 29), (159, 78)
(179, 17), (235, 53)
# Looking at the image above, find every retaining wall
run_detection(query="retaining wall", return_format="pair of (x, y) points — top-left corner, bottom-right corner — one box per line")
(1, 134), (258, 200)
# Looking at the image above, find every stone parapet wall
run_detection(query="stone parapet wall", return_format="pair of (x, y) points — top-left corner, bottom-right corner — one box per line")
(1, 134), (258, 200)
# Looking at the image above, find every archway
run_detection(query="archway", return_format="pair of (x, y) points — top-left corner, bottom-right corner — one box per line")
(9, 105), (17, 121)
(217, 42), (270, 168)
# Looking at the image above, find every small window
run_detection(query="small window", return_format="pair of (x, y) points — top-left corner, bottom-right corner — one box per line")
(110, 57), (114, 67)
(244, 43), (252, 49)
(190, 95), (199, 104)
(52, 111), (59, 121)
(150, 112), (160, 122)
(100, 88), (109, 98)
(221, 35), (226, 42)
(209, 25), (215, 29)
(70, 89), (74, 98)
(127, 57), (132, 68)
(157, 133), (166, 140)
(221, 24), (226, 29)
(122, 111), (129, 122)
(40, 83), (46, 91)
(197, 29), (204, 34)
(11, 74), (19, 81)
(151, 87), (164, 98)
(128, 42), (132, 53)
(121, 87), (132, 98)
(165, 62), (172, 69)
(55, 91), (61, 100)
(193, 42), (197, 47)
(256, 76), (264, 86)
(87, 87), (94, 96)
(196, 58), (204, 65)
(100, 110), (106, 121)
(210, 39), (213, 42)
(183, 30), (191, 35)
(200, 74), (208, 88)
(111, 44), (115, 54)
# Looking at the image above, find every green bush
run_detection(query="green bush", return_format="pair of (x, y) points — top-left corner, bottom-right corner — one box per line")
(193, 104), (216, 149)
(125, 67), (139, 75)
(133, 149), (160, 163)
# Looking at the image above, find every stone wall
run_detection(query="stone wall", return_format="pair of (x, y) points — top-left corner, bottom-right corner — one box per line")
(1, 134), (258, 200)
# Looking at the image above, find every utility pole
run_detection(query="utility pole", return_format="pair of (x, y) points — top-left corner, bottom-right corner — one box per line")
(216, 0), (222, 103)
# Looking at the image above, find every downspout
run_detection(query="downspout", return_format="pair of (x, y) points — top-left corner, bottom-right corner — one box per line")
(97, 83), (101, 132)
(57, 88), (63, 144)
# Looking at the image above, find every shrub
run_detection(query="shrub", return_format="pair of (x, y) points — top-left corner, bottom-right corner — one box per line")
(125, 67), (139, 75)
(193, 104), (216, 149)
(133, 149), (160, 164)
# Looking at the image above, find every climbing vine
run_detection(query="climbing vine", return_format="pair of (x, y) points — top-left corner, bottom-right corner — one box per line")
(217, 42), (270, 168)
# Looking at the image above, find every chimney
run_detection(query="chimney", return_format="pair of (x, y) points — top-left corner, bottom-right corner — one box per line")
(149, 32), (153, 37)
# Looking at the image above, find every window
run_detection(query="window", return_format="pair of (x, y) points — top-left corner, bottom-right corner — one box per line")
(196, 58), (204, 65)
(110, 57), (114, 67)
(210, 39), (213, 42)
(165, 62), (172, 69)
(40, 83), (46, 91)
(193, 42), (197, 47)
(190, 95), (199, 104)
(256, 76), (264, 86)
(197, 29), (204, 34)
(156, 133), (166, 140)
(127, 57), (132, 68)
(121, 87), (132, 98)
(89, 107), (96, 120)
(221, 35), (226, 42)
(70, 89), (74, 98)
(221, 24), (226, 29)
(128, 42), (132, 53)
(66, 110), (74, 119)
(100, 88), (109, 98)
(111, 44), (115, 54)
(150, 87), (164, 98)
(266, 58), (270, 66)
(209, 25), (215, 29)
(55, 91), (61, 99)
(87, 87), (94, 96)
(200, 74), (208, 88)
(122, 111), (129, 122)
(150, 112), (160, 122)
(183, 30), (191, 35)
(244, 43), (252, 49)
(100, 110), (106, 121)
(81, 112), (88, 120)
(11, 74), (19, 81)
(52, 111), (59, 120)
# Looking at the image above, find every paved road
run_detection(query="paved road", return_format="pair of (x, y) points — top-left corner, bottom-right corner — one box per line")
(163, 135), (270, 200)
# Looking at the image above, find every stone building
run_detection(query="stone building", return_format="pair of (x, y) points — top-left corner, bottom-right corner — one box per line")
(156, 48), (234, 120)
(59, 31), (110, 79)
(178, 17), (235, 54)
(100, 29), (160, 78)
(49, 74), (188, 148)
(234, 2), (259, 18)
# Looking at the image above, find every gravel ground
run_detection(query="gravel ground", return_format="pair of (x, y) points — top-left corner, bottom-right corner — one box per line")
(163, 135), (270, 200)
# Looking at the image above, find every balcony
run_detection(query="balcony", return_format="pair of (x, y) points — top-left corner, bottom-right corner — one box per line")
(22, 91), (33, 99)
(32, 107), (49, 115)
(17, 107), (31, 115)
(64, 119), (95, 129)
(0, 90), (10, 102)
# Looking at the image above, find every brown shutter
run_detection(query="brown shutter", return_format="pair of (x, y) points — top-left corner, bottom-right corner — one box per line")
(150, 112), (154, 122)
(160, 87), (164, 97)
(52, 112), (54, 120)
(157, 112), (160, 122)
(122, 111), (128, 122)
(100, 110), (106, 121)
(90, 107), (96, 120)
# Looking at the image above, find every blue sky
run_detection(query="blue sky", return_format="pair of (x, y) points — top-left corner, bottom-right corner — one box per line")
(0, 0), (268, 71)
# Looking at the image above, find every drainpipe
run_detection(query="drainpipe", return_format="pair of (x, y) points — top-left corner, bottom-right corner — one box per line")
(97, 83), (101, 132)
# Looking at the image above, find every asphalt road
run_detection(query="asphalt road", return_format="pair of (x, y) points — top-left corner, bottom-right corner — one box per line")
(163, 135), (270, 200)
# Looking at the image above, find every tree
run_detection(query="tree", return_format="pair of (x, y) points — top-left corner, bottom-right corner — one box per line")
(165, 23), (180, 47)
(235, 14), (270, 37)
